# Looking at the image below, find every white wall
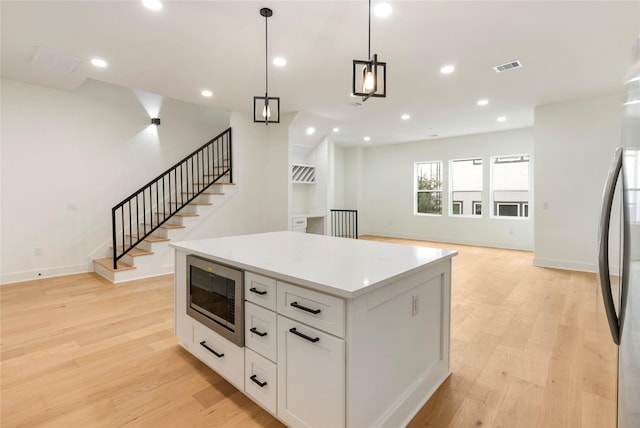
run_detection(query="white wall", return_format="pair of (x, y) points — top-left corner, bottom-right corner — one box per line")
(180, 112), (291, 242)
(0, 78), (232, 283)
(355, 129), (535, 249)
(534, 92), (623, 271)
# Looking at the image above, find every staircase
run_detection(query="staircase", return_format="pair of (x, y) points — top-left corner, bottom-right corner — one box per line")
(93, 127), (234, 283)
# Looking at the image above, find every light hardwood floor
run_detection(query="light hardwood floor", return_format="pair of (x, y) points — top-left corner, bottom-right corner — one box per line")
(1, 237), (616, 427)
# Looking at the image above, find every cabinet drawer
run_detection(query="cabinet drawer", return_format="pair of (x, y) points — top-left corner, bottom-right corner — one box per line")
(191, 323), (244, 390)
(245, 301), (277, 362)
(292, 217), (307, 228)
(277, 282), (345, 338)
(245, 348), (277, 415)
(245, 272), (277, 311)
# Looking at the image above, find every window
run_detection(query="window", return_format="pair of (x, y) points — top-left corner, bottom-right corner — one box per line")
(491, 155), (530, 218)
(450, 158), (482, 216)
(415, 161), (442, 215)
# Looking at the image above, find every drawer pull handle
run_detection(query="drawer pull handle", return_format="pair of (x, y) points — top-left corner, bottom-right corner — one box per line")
(250, 374), (268, 388)
(249, 287), (267, 295)
(289, 327), (320, 343)
(250, 327), (268, 337)
(291, 301), (321, 314)
(199, 341), (224, 358)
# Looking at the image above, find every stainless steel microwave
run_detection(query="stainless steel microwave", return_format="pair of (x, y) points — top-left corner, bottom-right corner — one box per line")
(186, 255), (244, 347)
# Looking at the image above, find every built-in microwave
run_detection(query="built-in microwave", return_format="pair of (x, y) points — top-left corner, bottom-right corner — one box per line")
(186, 255), (244, 347)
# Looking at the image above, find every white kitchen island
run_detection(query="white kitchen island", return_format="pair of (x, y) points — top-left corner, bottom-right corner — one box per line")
(172, 231), (457, 428)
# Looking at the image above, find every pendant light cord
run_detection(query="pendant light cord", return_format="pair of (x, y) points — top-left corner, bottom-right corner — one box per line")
(367, 0), (371, 59)
(265, 13), (269, 96)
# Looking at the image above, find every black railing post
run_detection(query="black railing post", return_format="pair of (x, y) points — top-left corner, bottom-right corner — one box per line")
(112, 207), (117, 269)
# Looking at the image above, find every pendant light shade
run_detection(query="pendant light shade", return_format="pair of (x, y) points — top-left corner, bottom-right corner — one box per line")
(352, 0), (386, 101)
(254, 7), (280, 124)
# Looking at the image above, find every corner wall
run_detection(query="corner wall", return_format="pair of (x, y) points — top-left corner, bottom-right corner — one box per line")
(534, 92), (623, 271)
(0, 78), (232, 283)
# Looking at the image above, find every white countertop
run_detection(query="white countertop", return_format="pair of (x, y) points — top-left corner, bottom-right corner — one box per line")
(170, 231), (457, 298)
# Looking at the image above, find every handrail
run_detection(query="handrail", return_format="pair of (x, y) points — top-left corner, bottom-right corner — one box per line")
(111, 127), (232, 269)
(330, 209), (358, 239)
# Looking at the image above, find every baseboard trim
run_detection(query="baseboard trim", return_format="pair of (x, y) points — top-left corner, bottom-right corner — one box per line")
(1, 263), (91, 285)
(533, 257), (597, 273)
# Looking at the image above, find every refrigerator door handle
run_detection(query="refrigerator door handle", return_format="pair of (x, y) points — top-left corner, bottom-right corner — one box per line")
(597, 146), (623, 345)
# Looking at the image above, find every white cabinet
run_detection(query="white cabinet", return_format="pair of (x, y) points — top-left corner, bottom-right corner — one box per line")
(277, 315), (345, 428)
(292, 216), (307, 233)
(277, 281), (345, 338)
(245, 348), (277, 414)
(190, 321), (245, 390)
(245, 301), (277, 362)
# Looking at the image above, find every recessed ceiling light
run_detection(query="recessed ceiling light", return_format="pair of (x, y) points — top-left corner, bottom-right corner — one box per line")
(273, 57), (287, 67)
(373, 3), (392, 17)
(497, 116), (507, 122)
(440, 65), (455, 74)
(401, 114), (410, 120)
(306, 127), (315, 135)
(364, 136), (371, 141)
(201, 90), (213, 97)
(142, 0), (162, 11)
(333, 127), (339, 133)
(90, 58), (107, 68)
(477, 99), (489, 106)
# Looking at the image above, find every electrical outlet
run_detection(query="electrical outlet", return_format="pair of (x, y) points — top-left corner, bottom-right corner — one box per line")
(34, 248), (42, 256)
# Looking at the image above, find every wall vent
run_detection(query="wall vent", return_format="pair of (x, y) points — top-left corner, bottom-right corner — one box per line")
(493, 60), (522, 73)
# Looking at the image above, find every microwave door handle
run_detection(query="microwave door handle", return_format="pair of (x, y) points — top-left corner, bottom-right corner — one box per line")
(597, 147), (623, 345)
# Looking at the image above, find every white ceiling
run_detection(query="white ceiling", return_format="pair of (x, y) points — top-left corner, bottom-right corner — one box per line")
(1, 1), (639, 147)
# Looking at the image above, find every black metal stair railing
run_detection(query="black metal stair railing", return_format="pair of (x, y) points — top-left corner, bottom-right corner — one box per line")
(111, 127), (232, 269)
(330, 209), (358, 239)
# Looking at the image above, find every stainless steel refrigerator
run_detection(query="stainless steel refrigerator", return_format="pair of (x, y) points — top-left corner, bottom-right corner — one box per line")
(598, 37), (640, 428)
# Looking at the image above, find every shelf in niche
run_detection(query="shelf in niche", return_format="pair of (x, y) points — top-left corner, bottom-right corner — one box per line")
(292, 164), (316, 184)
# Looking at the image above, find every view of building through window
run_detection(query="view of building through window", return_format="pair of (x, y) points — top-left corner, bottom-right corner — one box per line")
(450, 158), (482, 216)
(415, 155), (531, 218)
(415, 161), (442, 215)
(491, 155), (530, 217)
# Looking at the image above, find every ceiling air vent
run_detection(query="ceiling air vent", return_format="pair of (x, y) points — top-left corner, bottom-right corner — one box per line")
(493, 60), (522, 73)
(30, 46), (82, 74)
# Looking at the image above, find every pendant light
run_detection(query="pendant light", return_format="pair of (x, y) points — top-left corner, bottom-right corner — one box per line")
(254, 7), (280, 124)
(352, 0), (386, 101)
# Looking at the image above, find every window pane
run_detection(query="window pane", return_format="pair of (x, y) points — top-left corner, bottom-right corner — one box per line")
(451, 158), (482, 216)
(417, 192), (442, 215)
(416, 162), (442, 191)
(473, 202), (482, 215)
(497, 203), (519, 217)
(452, 201), (462, 215)
(492, 154), (530, 218)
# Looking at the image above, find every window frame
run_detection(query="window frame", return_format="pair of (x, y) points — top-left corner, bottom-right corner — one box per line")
(414, 161), (443, 216)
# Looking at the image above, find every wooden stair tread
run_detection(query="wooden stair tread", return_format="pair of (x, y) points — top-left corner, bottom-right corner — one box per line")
(156, 212), (199, 217)
(93, 258), (136, 272)
(126, 234), (171, 243)
(169, 201), (213, 206)
(114, 247), (153, 257)
(142, 224), (185, 230)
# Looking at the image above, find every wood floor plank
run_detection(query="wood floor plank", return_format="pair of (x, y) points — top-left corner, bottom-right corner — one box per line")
(1, 237), (617, 427)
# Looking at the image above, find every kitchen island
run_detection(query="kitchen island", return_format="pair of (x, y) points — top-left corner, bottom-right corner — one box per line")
(171, 231), (457, 428)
